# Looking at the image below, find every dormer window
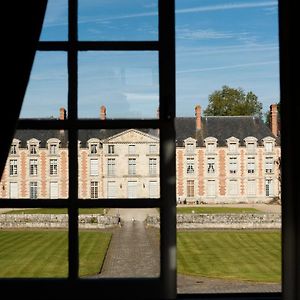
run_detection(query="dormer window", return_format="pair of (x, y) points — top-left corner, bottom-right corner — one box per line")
(184, 138), (196, 155)
(186, 143), (194, 154)
(10, 144), (17, 155)
(244, 137), (257, 154)
(49, 144), (58, 155)
(90, 143), (98, 154)
(265, 142), (273, 153)
(29, 144), (38, 155)
(204, 137), (217, 154)
(262, 137), (276, 153)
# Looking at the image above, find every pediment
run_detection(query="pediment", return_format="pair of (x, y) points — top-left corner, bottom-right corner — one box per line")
(104, 129), (159, 144)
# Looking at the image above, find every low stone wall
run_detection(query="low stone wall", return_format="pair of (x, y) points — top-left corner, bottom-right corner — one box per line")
(0, 214), (119, 229)
(146, 213), (281, 229)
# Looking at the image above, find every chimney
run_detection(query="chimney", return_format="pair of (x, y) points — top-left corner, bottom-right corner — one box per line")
(100, 105), (106, 120)
(270, 104), (278, 136)
(195, 105), (201, 130)
(59, 107), (66, 120)
(156, 106), (160, 119)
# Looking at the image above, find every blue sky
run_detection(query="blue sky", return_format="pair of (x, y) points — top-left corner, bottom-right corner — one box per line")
(21, 0), (279, 119)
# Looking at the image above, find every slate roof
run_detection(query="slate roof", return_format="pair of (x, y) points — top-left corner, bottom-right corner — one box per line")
(13, 116), (279, 148)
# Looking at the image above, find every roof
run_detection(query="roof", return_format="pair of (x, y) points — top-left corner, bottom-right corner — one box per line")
(13, 116), (279, 148)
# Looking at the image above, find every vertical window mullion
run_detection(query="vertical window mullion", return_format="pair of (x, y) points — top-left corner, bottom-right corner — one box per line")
(158, 0), (176, 298)
(68, 0), (79, 280)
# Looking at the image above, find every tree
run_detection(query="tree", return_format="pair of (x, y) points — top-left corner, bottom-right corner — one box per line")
(204, 85), (263, 117)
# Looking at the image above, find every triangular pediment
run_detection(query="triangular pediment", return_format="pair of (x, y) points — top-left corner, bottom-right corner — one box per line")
(104, 129), (159, 143)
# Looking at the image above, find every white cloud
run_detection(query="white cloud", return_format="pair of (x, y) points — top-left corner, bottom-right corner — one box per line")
(177, 28), (234, 40)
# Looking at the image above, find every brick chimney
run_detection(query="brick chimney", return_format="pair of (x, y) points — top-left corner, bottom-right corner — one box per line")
(59, 107), (66, 120)
(195, 105), (202, 130)
(100, 105), (106, 120)
(270, 104), (278, 136)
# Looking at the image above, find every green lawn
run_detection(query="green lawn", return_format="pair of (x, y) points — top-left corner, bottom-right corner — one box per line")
(177, 206), (261, 214)
(177, 230), (281, 282)
(0, 230), (111, 277)
(4, 208), (106, 215)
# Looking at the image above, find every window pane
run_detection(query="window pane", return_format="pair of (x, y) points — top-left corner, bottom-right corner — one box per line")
(20, 52), (67, 118)
(78, 52), (159, 119)
(78, 130), (160, 199)
(0, 131), (69, 199)
(79, 208), (160, 278)
(0, 209), (68, 278)
(78, 0), (158, 41)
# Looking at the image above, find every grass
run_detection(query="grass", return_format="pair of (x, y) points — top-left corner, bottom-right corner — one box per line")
(0, 230), (111, 277)
(177, 230), (281, 282)
(177, 206), (261, 214)
(4, 208), (106, 215)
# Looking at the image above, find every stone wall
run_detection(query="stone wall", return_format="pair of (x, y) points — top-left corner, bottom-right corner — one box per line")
(146, 213), (281, 229)
(0, 214), (118, 229)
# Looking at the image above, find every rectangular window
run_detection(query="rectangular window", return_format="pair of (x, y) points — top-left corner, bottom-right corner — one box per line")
(49, 144), (58, 155)
(247, 179), (256, 196)
(10, 145), (17, 154)
(228, 179), (238, 196)
(229, 157), (237, 174)
(207, 180), (216, 197)
(187, 180), (194, 197)
(29, 159), (38, 176)
(186, 157), (194, 174)
(128, 158), (136, 176)
(9, 159), (18, 176)
(49, 159), (58, 176)
(247, 157), (255, 174)
(186, 143), (194, 154)
(149, 158), (157, 176)
(265, 142), (273, 153)
(107, 181), (116, 198)
(265, 157), (274, 173)
(108, 144), (115, 154)
(90, 181), (98, 199)
(29, 181), (38, 199)
(9, 182), (18, 198)
(50, 181), (59, 199)
(29, 144), (37, 155)
(207, 142), (215, 153)
(90, 158), (98, 176)
(149, 181), (158, 198)
(207, 157), (215, 174)
(149, 144), (157, 154)
(266, 179), (274, 196)
(90, 143), (97, 154)
(127, 181), (137, 198)
(128, 144), (136, 155)
(228, 142), (238, 153)
(107, 158), (115, 176)
(247, 142), (255, 153)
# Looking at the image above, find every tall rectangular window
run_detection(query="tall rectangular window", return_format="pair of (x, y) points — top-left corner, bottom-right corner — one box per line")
(228, 179), (238, 196)
(108, 144), (115, 154)
(207, 157), (215, 174)
(247, 157), (255, 174)
(187, 180), (194, 197)
(149, 158), (157, 176)
(90, 158), (98, 176)
(29, 159), (38, 176)
(128, 158), (136, 176)
(207, 180), (216, 197)
(128, 145), (136, 155)
(29, 144), (37, 155)
(247, 179), (256, 196)
(49, 159), (58, 176)
(186, 157), (195, 174)
(107, 158), (115, 176)
(229, 157), (237, 174)
(266, 179), (274, 196)
(49, 144), (58, 155)
(9, 159), (18, 176)
(29, 181), (38, 199)
(265, 157), (274, 173)
(90, 181), (98, 199)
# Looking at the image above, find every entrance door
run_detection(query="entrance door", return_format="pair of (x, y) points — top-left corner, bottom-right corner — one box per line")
(9, 182), (18, 198)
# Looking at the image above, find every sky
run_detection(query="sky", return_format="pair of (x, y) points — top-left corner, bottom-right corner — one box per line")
(20, 0), (279, 119)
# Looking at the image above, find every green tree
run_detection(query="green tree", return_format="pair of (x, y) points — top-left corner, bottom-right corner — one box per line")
(204, 85), (263, 117)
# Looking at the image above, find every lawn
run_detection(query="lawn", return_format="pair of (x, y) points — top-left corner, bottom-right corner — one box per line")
(177, 230), (281, 283)
(0, 230), (111, 277)
(177, 206), (261, 214)
(4, 208), (106, 215)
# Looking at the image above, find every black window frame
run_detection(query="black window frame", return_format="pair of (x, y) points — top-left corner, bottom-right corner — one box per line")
(0, 0), (299, 299)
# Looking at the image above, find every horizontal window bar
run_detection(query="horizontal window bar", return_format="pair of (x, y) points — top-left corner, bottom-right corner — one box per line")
(0, 199), (160, 209)
(17, 119), (160, 130)
(38, 41), (159, 51)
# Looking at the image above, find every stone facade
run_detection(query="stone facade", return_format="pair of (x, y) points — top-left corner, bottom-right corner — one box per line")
(0, 105), (281, 204)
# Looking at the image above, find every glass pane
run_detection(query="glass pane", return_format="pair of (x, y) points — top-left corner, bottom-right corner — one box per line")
(175, 0), (281, 294)
(78, 52), (159, 119)
(79, 208), (160, 278)
(0, 209), (68, 278)
(20, 52), (67, 118)
(78, 0), (158, 41)
(0, 131), (69, 199)
(39, 0), (68, 41)
(78, 129), (160, 199)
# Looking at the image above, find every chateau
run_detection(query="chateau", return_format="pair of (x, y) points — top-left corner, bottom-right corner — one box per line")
(0, 104), (280, 204)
